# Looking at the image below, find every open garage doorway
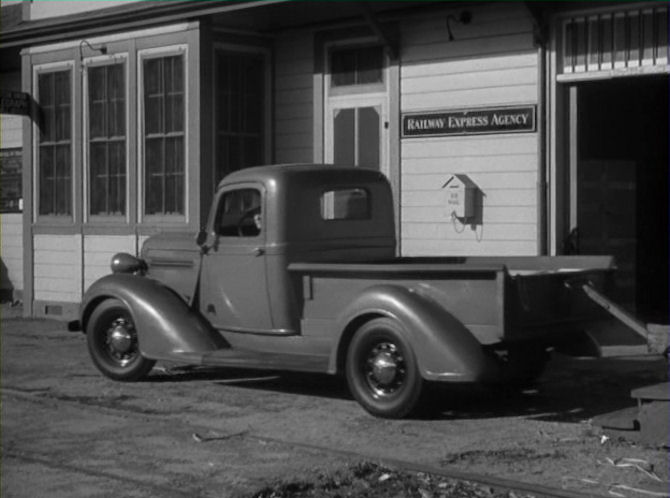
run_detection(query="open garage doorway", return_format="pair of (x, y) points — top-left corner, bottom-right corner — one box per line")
(567, 75), (668, 323)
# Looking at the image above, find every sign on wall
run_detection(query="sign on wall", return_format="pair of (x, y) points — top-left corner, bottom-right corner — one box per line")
(402, 105), (536, 138)
(0, 91), (31, 117)
(0, 148), (22, 213)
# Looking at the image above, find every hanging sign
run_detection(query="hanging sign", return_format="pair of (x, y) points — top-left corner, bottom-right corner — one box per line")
(402, 105), (536, 138)
(0, 91), (31, 116)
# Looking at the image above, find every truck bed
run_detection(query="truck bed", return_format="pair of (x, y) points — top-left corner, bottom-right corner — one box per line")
(289, 255), (614, 346)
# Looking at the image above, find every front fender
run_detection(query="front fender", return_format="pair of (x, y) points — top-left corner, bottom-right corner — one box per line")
(332, 285), (498, 382)
(81, 274), (228, 362)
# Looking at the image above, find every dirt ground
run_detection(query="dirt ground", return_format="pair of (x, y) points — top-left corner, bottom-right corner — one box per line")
(1, 307), (668, 498)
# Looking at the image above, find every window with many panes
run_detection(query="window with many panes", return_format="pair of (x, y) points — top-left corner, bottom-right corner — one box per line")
(88, 62), (126, 217)
(214, 51), (265, 185)
(38, 70), (72, 216)
(143, 54), (185, 216)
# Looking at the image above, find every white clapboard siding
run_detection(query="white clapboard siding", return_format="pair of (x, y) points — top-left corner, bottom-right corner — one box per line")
(1, 213), (24, 291)
(402, 135), (537, 158)
(403, 67), (537, 95)
(402, 222), (537, 241)
(275, 32), (314, 163)
(402, 52), (538, 80)
(405, 153), (537, 174)
(84, 235), (136, 290)
(33, 235), (82, 302)
(402, 238), (538, 257)
(403, 85), (538, 111)
(400, 4), (539, 257)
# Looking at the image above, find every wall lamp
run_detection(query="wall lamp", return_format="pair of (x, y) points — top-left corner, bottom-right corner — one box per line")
(79, 39), (107, 60)
(446, 10), (473, 41)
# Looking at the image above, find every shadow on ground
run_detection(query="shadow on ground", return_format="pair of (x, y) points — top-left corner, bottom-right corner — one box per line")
(141, 353), (667, 423)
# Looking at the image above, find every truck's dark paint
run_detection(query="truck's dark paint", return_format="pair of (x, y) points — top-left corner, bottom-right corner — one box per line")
(76, 164), (615, 417)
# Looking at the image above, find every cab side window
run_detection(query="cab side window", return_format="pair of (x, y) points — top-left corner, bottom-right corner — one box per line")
(216, 188), (261, 237)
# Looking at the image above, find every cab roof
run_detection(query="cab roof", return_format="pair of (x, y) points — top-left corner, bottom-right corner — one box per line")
(217, 164), (388, 191)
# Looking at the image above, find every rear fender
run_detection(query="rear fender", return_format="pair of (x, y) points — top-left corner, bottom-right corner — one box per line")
(332, 285), (498, 382)
(81, 274), (228, 361)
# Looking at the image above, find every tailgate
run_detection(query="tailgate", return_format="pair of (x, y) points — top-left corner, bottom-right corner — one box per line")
(504, 256), (615, 340)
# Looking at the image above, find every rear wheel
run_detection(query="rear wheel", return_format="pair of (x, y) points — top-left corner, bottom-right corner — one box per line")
(86, 299), (155, 381)
(346, 318), (423, 418)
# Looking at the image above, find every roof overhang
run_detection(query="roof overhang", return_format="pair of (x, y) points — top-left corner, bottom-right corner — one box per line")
(0, 0), (437, 50)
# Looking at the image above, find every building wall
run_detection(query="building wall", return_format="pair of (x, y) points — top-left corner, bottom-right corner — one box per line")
(274, 31), (314, 163)
(399, 3), (540, 256)
(1, 70), (24, 300)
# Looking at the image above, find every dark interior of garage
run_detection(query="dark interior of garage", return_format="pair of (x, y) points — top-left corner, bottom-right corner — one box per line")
(578, 75), (669, 323)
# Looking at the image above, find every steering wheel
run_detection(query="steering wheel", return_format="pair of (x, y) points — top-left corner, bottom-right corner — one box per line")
(236, 207), (260, 237)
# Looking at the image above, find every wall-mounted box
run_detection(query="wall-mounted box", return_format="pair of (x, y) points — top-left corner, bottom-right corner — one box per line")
(443, 174), (476, 220)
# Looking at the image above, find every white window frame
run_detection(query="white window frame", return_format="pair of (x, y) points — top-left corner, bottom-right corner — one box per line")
(32, 60), (76, 223)
(82, 52), (130, 224)
(137, 44), (189, 224)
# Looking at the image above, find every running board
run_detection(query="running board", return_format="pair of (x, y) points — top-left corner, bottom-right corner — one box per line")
(201, 348), (330, 373)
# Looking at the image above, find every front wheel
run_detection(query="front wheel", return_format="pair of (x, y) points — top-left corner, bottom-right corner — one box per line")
(345, 318), (423, 418)
(86, 299), (155, 381)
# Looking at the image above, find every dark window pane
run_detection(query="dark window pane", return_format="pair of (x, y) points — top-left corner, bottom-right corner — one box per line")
(357, 107), (380, 170)
(614, 14), (627, 64)
(629, 13), (640, 63)
(38, 73), (53, 109)
(214, 51), (265, 180)
(109, 142), (126, 215)
(658, 9), (668, 61)
(331, 46), (383, 86)
(334, 108), (355, 166)
(40, 106), (54, 142)
(55, 145), (70, 215)
(88, 63), (126, 217)
(90, 102), (105, 138)
(38, 70), (72, 216)
(601, 16), (613, 66)
(331, 49), (356, 86)
(565, 21), (575, 71)
(38, 147), (53, 215)
(89, 66), (105, 101)
(143, 55), (185, 216)
(357, 46), (383, 84)
(321, 188), (370, 220)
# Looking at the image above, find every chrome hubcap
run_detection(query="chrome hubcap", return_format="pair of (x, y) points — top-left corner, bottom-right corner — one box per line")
(364, 342), (406, 396)
(105, 317), (137, 367)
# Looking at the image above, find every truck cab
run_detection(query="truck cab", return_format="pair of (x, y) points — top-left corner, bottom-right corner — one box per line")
(144, 164), (396, 334)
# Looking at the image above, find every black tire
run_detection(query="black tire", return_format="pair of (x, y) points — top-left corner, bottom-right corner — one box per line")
(86, 298), (155, 382)
(345, 317), (423, 418)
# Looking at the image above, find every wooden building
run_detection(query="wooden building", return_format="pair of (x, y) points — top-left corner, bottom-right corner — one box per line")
(1, 1), (667, 323)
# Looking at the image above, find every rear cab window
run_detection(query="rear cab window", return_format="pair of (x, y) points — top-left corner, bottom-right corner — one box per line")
(320, 188), (370, 221)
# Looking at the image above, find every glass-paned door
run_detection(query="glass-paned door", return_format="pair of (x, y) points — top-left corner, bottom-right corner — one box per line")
(214, 50), (267, 185)
(325, 98), (387, 173)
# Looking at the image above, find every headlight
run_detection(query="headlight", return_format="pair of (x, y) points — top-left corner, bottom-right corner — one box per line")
(110, 253), (147, 274)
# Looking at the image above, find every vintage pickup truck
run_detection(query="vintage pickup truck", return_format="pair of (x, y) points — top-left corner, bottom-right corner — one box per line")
(72, 164), (618, 418)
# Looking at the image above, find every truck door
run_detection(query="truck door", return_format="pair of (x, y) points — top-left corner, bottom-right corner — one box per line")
(200, 184), (273, 332)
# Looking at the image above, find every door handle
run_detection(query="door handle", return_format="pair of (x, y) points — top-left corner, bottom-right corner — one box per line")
(252, 247), (265, 256)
